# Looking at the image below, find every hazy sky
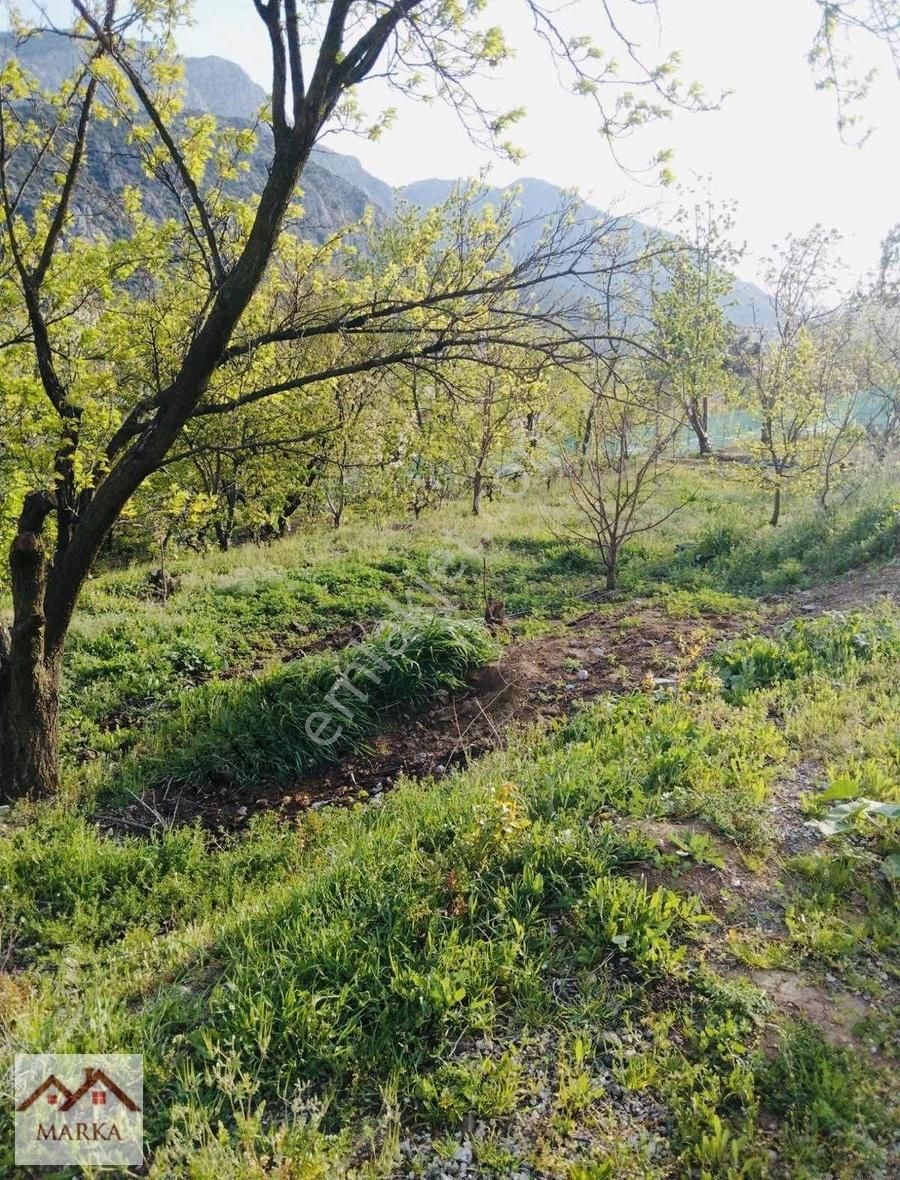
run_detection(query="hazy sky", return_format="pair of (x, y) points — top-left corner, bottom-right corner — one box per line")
(14, 0), (900, 289)
(171, 0), (898, 291)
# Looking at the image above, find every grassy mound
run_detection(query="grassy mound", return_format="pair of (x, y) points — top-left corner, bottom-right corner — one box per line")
(117, 614), (495, 793)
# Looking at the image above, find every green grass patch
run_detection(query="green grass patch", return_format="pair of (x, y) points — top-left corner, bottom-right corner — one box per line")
(116, 614), (495, 794)
(713, 606), (900, 701)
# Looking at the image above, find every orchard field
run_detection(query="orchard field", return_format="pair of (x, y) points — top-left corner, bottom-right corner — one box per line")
(2, 472), (900, 1177)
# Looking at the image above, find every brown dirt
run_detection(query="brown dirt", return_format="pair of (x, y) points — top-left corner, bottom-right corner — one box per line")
(623, 819), (743, 915)
(99, 600), (744, 834)
(780, 556), (900, 616)
(747, 969), (870, 1050)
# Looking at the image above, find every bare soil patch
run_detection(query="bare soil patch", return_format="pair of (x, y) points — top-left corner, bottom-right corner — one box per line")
(748, 969), (869, 1049)
(780, 557), (900, 617)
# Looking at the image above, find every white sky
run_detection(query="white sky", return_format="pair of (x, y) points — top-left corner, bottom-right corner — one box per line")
(14, 0), (900, 289)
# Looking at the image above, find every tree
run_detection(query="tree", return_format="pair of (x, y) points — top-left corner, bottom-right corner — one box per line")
(562, 364), (689, 590)
(434, 347), (545, 516)
(649, 200), (739, 457)
(854, 296), (900, 461)
(0, 0), (897, 801)
(734, 229), (855, 526)
(0, 0), (701, 801)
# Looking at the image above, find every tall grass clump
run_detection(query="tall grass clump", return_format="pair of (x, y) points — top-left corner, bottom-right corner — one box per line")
(118, 614), (495, 792)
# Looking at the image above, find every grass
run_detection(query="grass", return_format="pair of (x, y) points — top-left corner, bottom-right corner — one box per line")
(3, 604), (898, 1176)
(2, 467), (889, 794)
(1, 479), (899, 1175)
(115, 613), (495, 796)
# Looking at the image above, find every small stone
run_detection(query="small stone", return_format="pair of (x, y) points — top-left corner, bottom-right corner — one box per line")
(453, 1145), (473, 1164)
(575, 668), (589, 680)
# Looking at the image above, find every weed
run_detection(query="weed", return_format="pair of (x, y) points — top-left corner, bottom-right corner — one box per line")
(758, 1022), (890, 1175)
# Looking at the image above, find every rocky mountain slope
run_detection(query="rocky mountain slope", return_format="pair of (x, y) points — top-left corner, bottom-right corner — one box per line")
(3, 32), (772, 322)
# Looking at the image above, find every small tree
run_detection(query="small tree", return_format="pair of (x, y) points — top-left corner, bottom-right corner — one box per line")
(854, 295), (900, 462)
(436, 348), (545, 516)
(650, 199), (739, 457)
(734, 228), (854, 526)
(562, 374), (688, 590)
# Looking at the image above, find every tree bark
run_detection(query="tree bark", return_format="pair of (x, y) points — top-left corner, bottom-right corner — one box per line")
(770, 486), (782, 528)
(0, 530), (62, 802)
(472, 469), (483, 516)
(604, 544), (618, 590)
(688, 401), (712, 456)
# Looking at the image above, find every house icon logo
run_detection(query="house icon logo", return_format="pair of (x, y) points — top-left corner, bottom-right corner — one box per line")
(14, 1053), (143, 1166)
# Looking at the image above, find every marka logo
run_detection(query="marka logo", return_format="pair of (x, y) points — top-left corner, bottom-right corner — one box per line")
(15, 1052), (144, 1166)
(16, 1066), (142, 1115)
(37, 1121), (125, 1143)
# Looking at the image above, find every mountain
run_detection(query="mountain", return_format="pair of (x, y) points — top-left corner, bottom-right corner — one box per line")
(1, 31), (392, 241)
(3, 33), (772, 324)
(1, 33), (268, 120)
(403, 177), (774, 328)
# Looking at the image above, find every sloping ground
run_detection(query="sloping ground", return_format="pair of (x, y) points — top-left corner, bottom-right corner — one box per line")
(102, 550), (900, 836)
(102, 597), (747, 831)
(3, 593), (898, 1178)
(789, 556), (900, 614)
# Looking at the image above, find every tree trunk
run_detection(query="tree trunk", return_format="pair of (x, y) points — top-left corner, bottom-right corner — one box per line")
(770, 486), (782, 528)
(0, 637), (61, 803)
(604, 545), (618, 590)
(213, 521), (232, 551)
(688, 402), (712, 456)
(472, 470), (483, 516)
(0, 530), (62, 802)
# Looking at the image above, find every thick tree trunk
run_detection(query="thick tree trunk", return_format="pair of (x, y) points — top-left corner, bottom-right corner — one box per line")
(0, 529), (62, 802)
(604, 545), (618, 591)
(0, 636), (61, 803)
(770, 486), (782, 528)
(213, 521), (232, 551)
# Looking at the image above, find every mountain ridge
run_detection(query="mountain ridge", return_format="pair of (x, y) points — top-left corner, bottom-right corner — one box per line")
(2, 32), (772, 324)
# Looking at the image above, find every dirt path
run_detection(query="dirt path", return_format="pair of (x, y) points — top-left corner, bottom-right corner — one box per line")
(783, 556), (900, 615)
